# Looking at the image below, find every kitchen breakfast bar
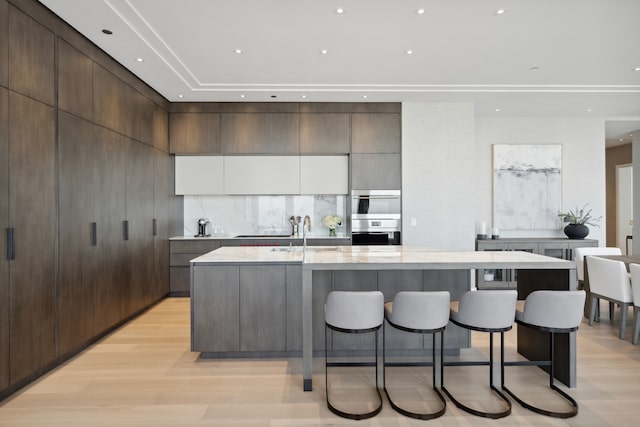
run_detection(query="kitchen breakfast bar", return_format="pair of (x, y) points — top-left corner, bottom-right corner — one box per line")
(190, 246), (577, 391)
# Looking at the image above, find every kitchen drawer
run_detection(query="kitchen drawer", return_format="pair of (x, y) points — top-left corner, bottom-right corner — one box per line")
(170, 240), (221, 254)
(170, 253), (202, 267)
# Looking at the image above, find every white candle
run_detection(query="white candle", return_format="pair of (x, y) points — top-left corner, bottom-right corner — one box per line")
(477, 221), (487, 235)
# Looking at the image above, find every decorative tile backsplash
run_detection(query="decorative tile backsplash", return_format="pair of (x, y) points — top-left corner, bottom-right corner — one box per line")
(183, 195), (346, 237)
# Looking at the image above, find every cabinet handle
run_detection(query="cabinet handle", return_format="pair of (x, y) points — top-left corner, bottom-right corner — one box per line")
(124, 220), (129, 241)
(153, 218), (157, 236)
(6, 228), (15, 260)
(91, 222), (97, 246)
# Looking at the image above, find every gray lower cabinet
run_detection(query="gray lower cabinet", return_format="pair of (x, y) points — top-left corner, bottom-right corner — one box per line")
(239, 266), (286, 352)
(192, 266), (239, 352)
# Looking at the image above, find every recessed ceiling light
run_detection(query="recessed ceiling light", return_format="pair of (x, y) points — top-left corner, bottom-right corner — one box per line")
(496, 9), (506, 15)
(240, 94), (245, 98)
(320, 49), (328, 54)
(362, 95), (368, 99)
(620, 139), (624, 142)
(102, 29), (113, 35)
(495, 108), (500, 112)
(586, 109), (592, 112)
(177, 94), (184, 98)
(301, 95), (307, 99)
(633, 67), (640, 72)
(406, 50), (414, 55)
(234, 49), (242, 54)
(336, 8), (344, 14)
(135, 57), (144, 63)
(417, 8), (425, 15)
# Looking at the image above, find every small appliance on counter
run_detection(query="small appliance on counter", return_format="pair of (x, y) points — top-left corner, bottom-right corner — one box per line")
(195, 218), (211, 237)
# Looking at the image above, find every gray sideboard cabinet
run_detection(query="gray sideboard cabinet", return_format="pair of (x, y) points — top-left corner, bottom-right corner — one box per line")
(475, 238), (598, 289)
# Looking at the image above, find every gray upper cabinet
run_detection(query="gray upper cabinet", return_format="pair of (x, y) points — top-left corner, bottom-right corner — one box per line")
(9, 7), (54, 106)
(351, 153), (401, 190)
(221, 113), (299, 154)
(170, 113), (220, 154)
(300, 113), (350, 153)
(351, 113), (401, 153)
(0, 0), (8, 87)
(57, 40), (93, 121)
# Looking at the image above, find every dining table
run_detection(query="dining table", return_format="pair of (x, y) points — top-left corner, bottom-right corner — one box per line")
(582, 254), (640, 318)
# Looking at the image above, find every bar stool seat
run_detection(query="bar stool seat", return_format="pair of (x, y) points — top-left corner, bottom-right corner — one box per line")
(502, 290), (585, 418)
(442, 290), (517, 419)
(383, 291), (450, 419)
(325, 291), (384, 420)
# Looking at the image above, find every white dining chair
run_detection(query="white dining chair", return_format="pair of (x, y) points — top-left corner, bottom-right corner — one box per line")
(586, 256), (633, 339)
(628, 264), (640, 344)
(574, 247), (622, 287)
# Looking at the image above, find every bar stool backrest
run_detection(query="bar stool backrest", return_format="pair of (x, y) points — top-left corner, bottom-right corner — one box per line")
(456, 290), (517, 330)
(389, 291), (450, 330)
(629, 264), (640, 309)
(574, 247), (621, 282)
(325, 291), (384, 330)
(519, 290), (586, 330)
(586, 256), (632, 303)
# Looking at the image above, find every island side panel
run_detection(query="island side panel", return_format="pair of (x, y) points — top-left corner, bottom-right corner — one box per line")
(192, 265), (240, 352)
(516, 268), (576, 387)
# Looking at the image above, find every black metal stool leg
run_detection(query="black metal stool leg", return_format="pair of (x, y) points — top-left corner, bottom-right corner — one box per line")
(441, 331), (511, 419)
(326, 326), (383, 420)
(383, 324), (446, 419)
(502, 331), (578, 418)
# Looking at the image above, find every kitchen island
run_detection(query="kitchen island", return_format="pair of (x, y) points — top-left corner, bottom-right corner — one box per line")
(190, 246), (577, 391)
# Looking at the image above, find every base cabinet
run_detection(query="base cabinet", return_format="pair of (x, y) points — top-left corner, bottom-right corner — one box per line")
(192, 264), (470, 356)
(476, 238), (598, 289)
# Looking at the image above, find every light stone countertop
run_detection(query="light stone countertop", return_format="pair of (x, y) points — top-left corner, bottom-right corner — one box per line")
(191, 245), (575, 270)
(170, 234), (350, 241)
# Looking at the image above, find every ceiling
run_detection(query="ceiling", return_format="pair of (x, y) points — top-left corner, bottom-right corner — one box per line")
(38, 0), (640, 145)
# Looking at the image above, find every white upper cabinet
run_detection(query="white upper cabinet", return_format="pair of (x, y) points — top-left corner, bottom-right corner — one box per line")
(175, 155), (348, 195)
(175, 156), (223, 195)
(300, 156), (348, 194)
(224, 156), (300, 195)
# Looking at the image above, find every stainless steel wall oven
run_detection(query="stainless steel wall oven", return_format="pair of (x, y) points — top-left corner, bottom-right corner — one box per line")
(351, 190), (401, 245)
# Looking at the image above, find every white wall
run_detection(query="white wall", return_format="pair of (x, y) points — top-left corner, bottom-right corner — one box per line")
(402, 103), (476, 250)
(402, 103), (607, 249)
(475, 117), (606, 245)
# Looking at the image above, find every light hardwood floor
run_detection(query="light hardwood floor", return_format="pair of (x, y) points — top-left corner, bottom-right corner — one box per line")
(0, 297), (639, 426)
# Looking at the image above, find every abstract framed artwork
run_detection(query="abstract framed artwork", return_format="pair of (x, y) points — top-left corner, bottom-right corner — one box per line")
(493, 144), (562, 230)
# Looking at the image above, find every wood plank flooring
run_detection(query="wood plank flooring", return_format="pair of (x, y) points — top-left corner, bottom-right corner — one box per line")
(0, 297), (639, 426)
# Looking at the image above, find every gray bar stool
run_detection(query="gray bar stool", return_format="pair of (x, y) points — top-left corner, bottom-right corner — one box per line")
(325, 291), (384, 420)
(442, 289), (517, 419)
(383, 291), (450, 419)
(502, 290), (585, 418)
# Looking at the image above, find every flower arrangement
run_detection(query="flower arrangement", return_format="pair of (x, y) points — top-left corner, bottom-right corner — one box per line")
(323, 215), (343, 237)
(558, 204), (601, 227)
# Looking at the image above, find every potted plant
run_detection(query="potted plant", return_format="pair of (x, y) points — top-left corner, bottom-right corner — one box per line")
(558, 205), (601, 239)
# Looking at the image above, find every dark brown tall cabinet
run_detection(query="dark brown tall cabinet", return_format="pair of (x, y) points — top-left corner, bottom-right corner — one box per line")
(8, 92), (57, 386)
(0, 0), (174, 398)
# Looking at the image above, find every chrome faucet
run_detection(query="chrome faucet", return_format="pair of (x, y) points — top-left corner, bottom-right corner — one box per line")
(303, 215), (311, 247)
